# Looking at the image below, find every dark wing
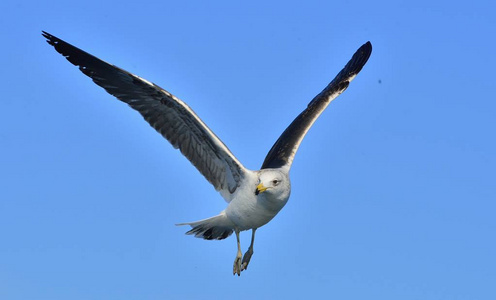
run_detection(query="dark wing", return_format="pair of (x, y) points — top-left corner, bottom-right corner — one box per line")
(42, 31), (247, 200)
(261, 42), (372, 170)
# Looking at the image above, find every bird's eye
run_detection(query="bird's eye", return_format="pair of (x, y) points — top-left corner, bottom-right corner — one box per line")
(272, 179), (279, 186)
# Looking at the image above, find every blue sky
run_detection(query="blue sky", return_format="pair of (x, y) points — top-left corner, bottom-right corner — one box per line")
(1, 0), (495, 299)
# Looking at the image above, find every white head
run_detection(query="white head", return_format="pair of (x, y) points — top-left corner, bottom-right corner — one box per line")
(255, 169), (291, 202)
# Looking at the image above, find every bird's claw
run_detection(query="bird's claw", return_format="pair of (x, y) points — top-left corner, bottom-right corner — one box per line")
(233, 254), (242, 276)
(241, 249), (254, 271)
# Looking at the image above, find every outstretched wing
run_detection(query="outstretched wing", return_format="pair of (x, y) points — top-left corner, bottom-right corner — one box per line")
(261, 42), (372, 170)
(42, 31), (247, 201)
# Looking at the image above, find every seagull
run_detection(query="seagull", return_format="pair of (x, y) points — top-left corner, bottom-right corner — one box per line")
(42, 31), (372, 276)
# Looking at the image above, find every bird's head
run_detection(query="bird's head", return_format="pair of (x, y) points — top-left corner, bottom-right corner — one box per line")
(255, 169), (291, 200)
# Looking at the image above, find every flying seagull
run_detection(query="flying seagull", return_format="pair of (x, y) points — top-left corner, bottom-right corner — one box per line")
(42, 31), (372, 276)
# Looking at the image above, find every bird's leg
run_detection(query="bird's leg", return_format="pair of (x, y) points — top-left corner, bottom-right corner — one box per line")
(233, 229), (242, 276)
(241, 228), (257, 271)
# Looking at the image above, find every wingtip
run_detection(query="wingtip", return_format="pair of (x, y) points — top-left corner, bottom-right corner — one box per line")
(350, 41), (372, 71)
(41, 30), (50, 39)
(360, 41), (373, 56)
(41, 31), (58, 47)
(366, 41), (372, 51)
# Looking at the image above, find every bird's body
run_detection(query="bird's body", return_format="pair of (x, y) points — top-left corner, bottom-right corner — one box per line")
(226, 169), (290, 230)
(179, 168), (290, 239)
(42, 31), (372, 275)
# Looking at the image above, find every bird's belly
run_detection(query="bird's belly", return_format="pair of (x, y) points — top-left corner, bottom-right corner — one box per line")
(225, 197), (287, 231)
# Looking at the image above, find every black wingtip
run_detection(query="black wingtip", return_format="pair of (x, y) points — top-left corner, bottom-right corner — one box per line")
(358, 41), (372, 58)
(359, 41), (373, 63)
(41, 31), (58, 47)
(344, 41), (372, 78)
(364, 41), (372, 51)
(41, 30), (51, 40)
(358, 41), (372, 53)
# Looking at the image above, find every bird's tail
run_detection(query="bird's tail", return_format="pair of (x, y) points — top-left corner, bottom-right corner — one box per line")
(176, 212), (234, 240)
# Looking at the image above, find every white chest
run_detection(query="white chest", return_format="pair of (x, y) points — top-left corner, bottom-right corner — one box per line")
(225, 185), (290, 231)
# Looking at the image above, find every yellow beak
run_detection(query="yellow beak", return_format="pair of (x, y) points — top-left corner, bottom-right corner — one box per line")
(255, 183), (268, 195)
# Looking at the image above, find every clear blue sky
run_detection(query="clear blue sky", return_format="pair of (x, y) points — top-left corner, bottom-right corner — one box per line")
(1, 0), (495, 299)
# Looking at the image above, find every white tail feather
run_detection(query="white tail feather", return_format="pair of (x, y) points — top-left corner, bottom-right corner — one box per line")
(176, 211), (235, 240)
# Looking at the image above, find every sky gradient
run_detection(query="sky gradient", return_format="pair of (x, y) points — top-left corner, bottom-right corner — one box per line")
(1, 0), (495, 299)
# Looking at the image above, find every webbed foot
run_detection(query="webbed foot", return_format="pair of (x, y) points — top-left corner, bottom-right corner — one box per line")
(233, 252), (242, 276)
(241, 248), (254, 271)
